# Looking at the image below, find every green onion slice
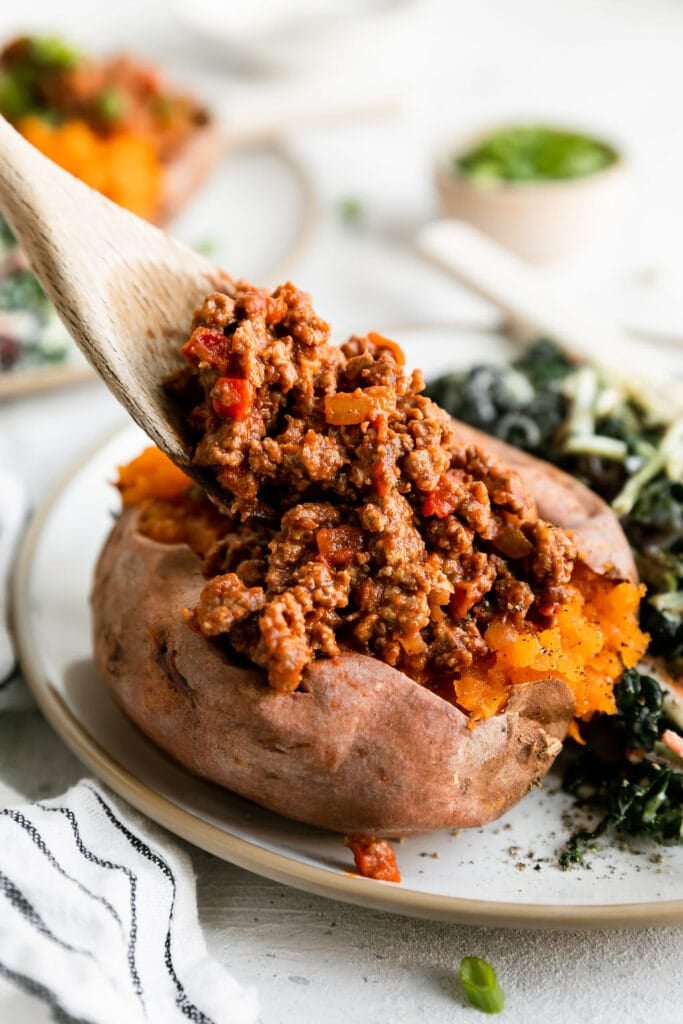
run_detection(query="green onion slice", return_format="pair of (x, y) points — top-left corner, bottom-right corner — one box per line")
(459, 957), (505, 1014)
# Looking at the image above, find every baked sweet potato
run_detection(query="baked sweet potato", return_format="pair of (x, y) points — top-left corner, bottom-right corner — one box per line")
(91, 282), (649, 835)
(91, 434), (638, 836)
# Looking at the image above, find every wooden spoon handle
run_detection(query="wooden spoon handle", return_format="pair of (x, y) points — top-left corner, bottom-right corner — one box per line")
(417, 219), (683, 417)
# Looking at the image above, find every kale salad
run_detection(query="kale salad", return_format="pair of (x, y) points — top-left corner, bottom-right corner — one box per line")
(427, 340), (683, 865)
(0, 216), (72, 373)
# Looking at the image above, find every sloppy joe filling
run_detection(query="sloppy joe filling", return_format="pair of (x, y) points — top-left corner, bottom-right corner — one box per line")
(120, 279), (648, 724)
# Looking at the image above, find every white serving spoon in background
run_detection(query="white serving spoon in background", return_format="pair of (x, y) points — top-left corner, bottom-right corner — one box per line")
(417, 219), (683, 418)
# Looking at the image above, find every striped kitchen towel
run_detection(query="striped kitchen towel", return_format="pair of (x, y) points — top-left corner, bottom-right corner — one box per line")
(0, 779), (259, 1024)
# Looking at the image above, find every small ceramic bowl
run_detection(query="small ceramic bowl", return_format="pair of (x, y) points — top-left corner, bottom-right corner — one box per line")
(435, 127), (628, 265)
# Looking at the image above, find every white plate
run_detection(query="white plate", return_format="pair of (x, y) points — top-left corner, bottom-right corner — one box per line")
(0, 142), (316, 399)
(177, 0), (418, 77)
(12, 328), (683, 929)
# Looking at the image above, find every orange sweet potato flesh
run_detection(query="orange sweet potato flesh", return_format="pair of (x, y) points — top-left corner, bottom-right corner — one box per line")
(93, 508), (574, 835)
(19, 114), (222, 225)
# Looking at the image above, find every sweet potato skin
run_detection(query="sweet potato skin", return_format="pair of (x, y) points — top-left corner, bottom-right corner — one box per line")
(92, 508), (574, 834)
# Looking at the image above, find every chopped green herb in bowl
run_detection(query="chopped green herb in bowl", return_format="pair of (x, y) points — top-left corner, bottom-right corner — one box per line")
(454, 125), (618, 185)
(435, 123), (626, 263)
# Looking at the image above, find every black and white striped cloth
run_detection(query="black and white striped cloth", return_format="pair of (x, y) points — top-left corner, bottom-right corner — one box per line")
(0, 779), (259, 1024)
(0, 468), (257, 1020)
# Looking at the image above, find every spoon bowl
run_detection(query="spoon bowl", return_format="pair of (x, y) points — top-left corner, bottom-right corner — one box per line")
(0, 115), (234, 495)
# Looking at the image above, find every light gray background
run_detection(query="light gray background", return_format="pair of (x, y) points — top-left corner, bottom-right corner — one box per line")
(2, 1), (683, 1020)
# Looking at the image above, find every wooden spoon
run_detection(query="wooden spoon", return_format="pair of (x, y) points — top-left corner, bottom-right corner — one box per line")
(0, 114), (231, 498)
(417, 219), (683, 419)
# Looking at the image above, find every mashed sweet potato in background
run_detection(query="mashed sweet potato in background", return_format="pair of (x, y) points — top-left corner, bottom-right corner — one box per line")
(0, 35), (212, 219)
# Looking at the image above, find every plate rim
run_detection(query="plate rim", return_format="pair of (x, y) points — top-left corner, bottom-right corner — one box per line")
(12, 423), (683, 930)
(0, 362), (93, 399)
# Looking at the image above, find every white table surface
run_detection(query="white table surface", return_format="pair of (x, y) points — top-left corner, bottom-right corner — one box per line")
(3, 2), (683, 1021)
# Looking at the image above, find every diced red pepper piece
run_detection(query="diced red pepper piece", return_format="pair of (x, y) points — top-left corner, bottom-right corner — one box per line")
(422, 489), (457, 518)
(180, 327), (232, 370)
(422, 473), (464, 518)
(211, 377), (254, 420)
(371, 412), (388, 444)
(372, 462), (390, 498)
(317, 526), (364, 566)
(371, 435), (394, 498)
(344, 834), (401, 883)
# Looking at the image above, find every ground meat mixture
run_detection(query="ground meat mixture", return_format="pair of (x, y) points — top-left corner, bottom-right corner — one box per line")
(168, 281), (578, 694)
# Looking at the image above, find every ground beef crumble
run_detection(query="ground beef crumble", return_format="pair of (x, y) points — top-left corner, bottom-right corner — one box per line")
(164, 281), (578, 694)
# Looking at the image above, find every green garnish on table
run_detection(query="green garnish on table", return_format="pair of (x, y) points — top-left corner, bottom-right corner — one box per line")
(454, 125), (618, 184)
(459, 957), (505, 1014)
(338, 196), (366, 227)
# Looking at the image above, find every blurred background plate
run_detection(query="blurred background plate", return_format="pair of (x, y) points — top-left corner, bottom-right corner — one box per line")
(176, 0), (420, 78)
(0, 140), (317, 400)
